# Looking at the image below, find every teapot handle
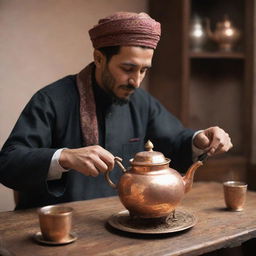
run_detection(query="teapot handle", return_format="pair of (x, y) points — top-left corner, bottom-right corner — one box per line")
(104, 156), (126, 189)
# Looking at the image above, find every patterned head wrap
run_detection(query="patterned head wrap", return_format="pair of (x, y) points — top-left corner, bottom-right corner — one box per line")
(89, 12), (161, 49)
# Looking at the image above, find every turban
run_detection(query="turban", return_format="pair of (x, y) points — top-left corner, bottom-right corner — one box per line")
(89, 12), (161, 49)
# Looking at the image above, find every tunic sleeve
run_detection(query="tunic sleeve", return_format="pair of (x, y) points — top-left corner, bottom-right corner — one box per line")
(146, 94), (195, 173)
(0, 91), (59, 193)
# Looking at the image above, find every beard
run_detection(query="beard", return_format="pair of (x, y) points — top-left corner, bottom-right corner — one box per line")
(101, 66), (135, 106)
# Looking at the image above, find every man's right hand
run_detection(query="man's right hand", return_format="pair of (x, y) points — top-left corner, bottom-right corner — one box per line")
(59, 146), (115, 177)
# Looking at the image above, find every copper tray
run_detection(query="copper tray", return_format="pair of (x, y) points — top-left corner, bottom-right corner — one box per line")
(107, 210), (197, 234)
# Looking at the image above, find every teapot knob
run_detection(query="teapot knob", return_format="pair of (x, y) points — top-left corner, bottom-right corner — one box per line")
(145, 140), (154, 151)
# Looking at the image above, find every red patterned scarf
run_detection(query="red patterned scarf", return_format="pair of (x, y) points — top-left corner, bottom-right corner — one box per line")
(76, 63), (99, 146)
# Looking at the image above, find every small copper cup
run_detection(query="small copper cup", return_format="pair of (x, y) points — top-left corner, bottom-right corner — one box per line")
(223, 181), (247, 211)
(38, 205), (73, 242)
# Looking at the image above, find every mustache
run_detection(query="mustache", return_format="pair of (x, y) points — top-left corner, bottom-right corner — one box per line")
(119, 84), (136, 91)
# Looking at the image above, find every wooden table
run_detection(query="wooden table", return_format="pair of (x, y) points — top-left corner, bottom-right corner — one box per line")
(0, 182), (256, 256)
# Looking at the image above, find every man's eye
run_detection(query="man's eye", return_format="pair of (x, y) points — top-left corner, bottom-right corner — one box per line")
(140, 68), (148, 74)
(122, 67), (133, 73)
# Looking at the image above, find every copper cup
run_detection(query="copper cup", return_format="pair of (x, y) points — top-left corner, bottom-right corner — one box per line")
(223, 181), (247, 211)
(38, 205), (73, 242)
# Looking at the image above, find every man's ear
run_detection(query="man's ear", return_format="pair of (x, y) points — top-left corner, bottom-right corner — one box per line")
(93, 49), (105, 68)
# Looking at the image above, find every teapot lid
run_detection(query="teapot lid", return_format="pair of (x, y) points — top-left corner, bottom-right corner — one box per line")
(130, 140), (170, 166)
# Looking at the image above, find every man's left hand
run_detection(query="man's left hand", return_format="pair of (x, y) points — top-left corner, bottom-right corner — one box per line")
(193, 126), (233, 156)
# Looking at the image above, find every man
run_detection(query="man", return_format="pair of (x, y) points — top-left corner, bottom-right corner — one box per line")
(0, 12), (232, 210)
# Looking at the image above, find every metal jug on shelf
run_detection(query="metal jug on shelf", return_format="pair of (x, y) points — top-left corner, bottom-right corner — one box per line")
(189, 16), (211, 52)
(210, 15), (241, 52)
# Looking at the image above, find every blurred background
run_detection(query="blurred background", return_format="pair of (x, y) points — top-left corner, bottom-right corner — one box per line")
(1, 0), (256, 211)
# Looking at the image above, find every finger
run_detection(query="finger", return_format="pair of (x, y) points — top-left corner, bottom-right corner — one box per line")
(217, 136), (233, 154)
(209, 141), (224, 155)
(199, 134), (211, 148)
(80, 165), (99, 177)
(207, 128), (224, 150)
(77, 157), (99, 176)
(193, 132), (211, 149)
(98, 150), (115, 171)
(86, 164), (100, 177)
(86, 146), (115, 171)
(209, 132), (232, 155)
(94, 158), (109, 173)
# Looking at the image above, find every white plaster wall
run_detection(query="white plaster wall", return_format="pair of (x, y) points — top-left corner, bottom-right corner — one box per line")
(0, 0), (148, 211)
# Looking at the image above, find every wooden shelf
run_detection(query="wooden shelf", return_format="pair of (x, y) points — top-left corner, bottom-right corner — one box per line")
(189, 51), (245, 59)
(149, 0), (254, 185)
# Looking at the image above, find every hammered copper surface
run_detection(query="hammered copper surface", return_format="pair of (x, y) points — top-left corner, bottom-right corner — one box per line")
(38, 205), (73, 243)
(105, 140), (203, 218)
(223, 181), (247, 211)
(130, 141), (169, 165)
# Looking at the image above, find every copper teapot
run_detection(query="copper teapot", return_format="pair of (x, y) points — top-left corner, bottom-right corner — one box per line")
(105, 141), (204, 219)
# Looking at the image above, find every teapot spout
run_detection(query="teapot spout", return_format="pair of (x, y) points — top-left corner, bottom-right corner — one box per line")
(183, 161), (203, 194)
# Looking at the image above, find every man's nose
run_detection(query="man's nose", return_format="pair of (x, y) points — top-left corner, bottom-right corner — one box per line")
(128, 72), (142, 88)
